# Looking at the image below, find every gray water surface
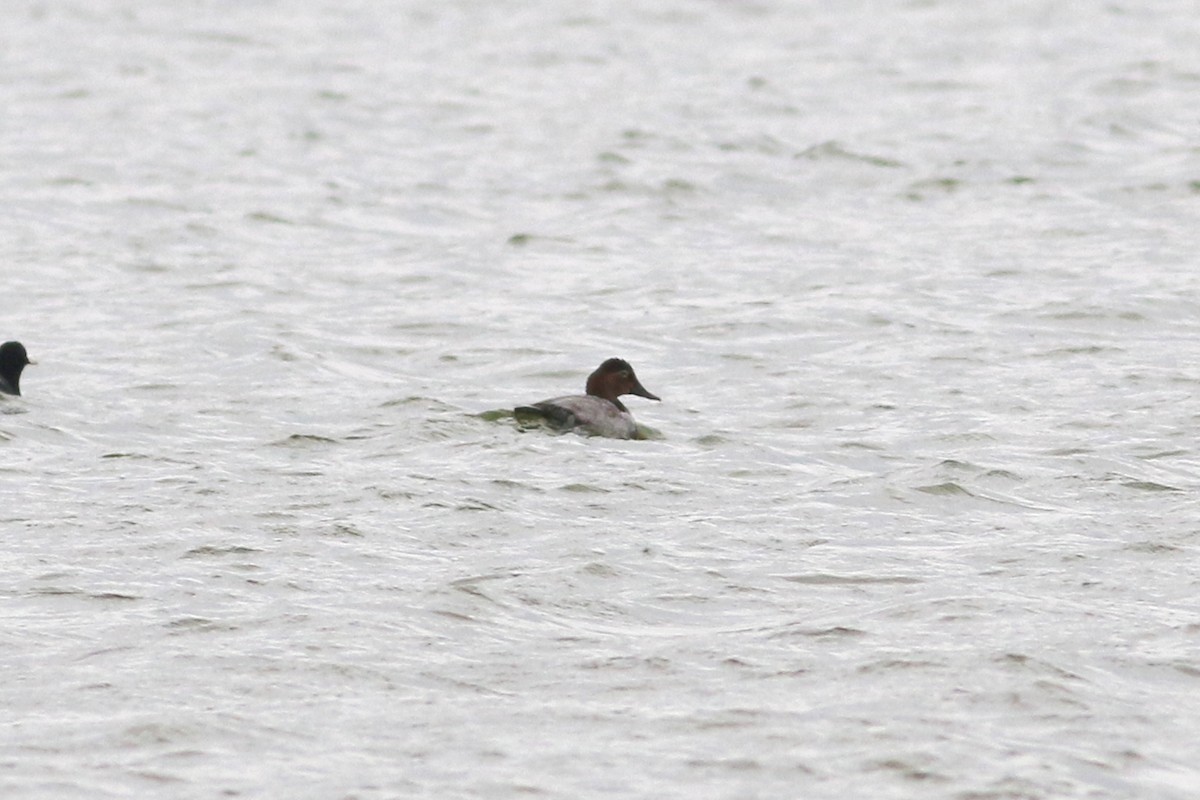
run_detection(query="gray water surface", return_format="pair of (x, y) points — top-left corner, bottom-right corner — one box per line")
(3, 2), (1200, 798)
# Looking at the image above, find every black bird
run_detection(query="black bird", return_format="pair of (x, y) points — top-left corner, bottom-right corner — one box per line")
(0, 341), (33, 396)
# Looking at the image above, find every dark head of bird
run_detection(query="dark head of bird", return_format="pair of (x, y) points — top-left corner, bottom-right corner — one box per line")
(0, 341), (32, 396)
(585, 358), (660, 403)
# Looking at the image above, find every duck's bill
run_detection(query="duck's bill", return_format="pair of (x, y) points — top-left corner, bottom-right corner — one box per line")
(632, 381), (660, 401)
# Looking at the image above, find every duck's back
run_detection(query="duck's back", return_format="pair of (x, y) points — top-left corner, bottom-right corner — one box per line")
(518, 395), (638, 439)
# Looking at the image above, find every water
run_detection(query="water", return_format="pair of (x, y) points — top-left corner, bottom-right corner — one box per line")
(3, 1), (1199, 797)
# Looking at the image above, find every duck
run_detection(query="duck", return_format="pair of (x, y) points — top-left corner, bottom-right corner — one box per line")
(515, 358), (660, 439)
(0, 341), (33, 396)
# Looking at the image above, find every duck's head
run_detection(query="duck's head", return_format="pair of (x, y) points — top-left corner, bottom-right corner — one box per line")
(585, 358), (660, 403)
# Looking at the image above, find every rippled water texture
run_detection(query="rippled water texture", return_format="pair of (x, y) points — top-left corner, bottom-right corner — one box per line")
(3, 1), (1199, 798)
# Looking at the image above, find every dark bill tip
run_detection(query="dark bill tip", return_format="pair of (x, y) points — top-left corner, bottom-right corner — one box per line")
(632, 382), (660, 401)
